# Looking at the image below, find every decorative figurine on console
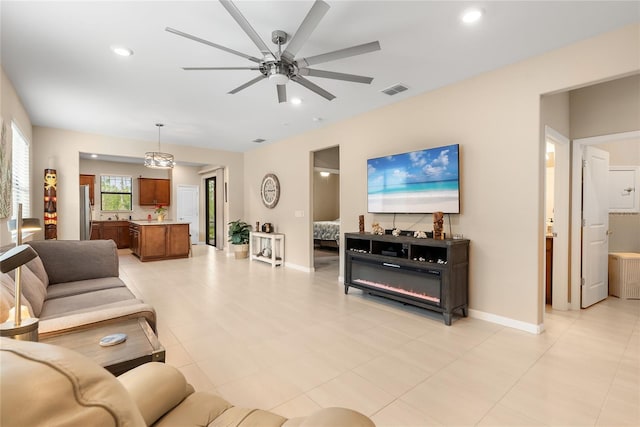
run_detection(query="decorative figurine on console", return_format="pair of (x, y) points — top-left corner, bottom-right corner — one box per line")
(433, 211), (444, 240)
(358, 215), (365, 233)
(391, 228), (401, 237)
(413, 230), (427, 239)
(371, 222), (384, 235)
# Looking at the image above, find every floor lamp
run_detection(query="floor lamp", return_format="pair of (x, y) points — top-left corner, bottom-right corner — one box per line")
(1, 204), (41, 341)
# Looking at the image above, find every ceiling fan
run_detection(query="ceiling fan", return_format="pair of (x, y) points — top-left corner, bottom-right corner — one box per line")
(166, 0), (381, 103)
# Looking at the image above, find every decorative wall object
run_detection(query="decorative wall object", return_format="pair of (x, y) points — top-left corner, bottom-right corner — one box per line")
(0, 118), (10, 219)
(358, 215), (364, 233)
(44, 169), (57, 239)
(260, 173), (280, 209)
(433, 211), (444, 240)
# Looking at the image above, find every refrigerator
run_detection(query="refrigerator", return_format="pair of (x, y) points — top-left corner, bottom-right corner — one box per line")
(79, 185), (91, 240)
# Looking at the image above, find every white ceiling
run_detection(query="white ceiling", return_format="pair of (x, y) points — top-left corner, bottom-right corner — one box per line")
(2, 1), (639, 154)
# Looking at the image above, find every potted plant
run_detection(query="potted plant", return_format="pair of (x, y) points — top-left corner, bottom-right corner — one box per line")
(154, 204), (167, 221)
(228, 219), (251, 259)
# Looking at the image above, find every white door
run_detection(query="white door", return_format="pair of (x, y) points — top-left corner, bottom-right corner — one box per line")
(546, 127), (570, 310)
(581, 146), (609, 308)
(177, 185), (199, 244)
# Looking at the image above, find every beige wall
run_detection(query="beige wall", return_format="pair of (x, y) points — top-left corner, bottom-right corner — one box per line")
(570, 74), (640, 138)
(244, 24), (640, 330)
(79, 159), (206, 241)
(313, 172), (339, 221)
(0, 68), (33, 246)
(32, 127), (244, 244)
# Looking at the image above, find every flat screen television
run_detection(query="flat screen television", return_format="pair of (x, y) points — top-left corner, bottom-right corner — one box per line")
(367, 144), (460, 214)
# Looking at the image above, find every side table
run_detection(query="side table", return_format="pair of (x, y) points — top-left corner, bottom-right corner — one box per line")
(250, 232), (284, 267)
(41, 317), (165, 376)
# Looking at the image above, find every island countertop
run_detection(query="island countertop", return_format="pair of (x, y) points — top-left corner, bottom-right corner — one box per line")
(129, 220), (190, 226)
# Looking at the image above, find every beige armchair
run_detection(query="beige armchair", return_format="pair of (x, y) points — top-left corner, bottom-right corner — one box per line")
(0, 338), (374, 426)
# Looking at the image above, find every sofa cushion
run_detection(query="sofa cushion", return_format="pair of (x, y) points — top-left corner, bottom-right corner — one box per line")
(39, 287), (136, 319)
(0, 273), (35, 322)
(45, 277), (127, 300)
(7, 266), (47, 317)
(38, 300), (157, 338)
(27, 240), (119, 285)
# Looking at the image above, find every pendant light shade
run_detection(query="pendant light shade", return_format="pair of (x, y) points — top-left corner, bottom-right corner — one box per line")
(145, 123), (175, 169)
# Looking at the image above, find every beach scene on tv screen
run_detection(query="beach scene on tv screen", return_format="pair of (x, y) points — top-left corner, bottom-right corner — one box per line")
(368, 144), (459, 213)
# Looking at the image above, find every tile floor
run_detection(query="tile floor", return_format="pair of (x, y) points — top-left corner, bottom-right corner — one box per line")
(119, 246), (639, 426)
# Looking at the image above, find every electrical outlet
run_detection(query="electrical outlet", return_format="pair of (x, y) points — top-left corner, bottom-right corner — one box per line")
(294, 210), (305, 218)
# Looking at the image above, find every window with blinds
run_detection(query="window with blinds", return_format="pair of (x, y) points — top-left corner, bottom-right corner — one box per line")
(11, 122), (30, 218)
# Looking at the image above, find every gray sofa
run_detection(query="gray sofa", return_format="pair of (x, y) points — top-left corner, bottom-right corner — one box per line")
(0, 240), (155, 338)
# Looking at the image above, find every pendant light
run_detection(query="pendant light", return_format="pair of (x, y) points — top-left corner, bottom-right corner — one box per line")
(144, 123), (175, 169)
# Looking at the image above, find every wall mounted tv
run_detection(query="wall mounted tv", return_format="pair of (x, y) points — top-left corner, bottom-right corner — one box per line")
(367, 144), (460, 214)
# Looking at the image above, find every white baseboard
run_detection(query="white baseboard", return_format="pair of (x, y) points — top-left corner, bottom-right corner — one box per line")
(285, 262), (313, 273)
(468, 309), (544, 334)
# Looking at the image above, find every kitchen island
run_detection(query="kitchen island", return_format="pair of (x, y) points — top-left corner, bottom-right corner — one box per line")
(129, 220), (190, 262)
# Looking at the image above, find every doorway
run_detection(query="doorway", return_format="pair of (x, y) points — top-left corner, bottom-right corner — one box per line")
(205, 176), (216, 246)
(311, 146), (340, 273)
(177, 185), (199, 245)
(544, 126), (570, 310)
(570, 130), (640, 309)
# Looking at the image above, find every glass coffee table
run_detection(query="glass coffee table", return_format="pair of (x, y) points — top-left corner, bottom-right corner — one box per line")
(41, 317), (165, 376)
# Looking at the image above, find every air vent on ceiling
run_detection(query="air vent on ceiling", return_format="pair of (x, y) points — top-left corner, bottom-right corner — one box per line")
(381, 84), (409, 96)
(252, 138), (266, 143)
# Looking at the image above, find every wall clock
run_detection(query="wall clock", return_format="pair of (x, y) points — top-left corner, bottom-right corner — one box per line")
(261, 173), (280, 209)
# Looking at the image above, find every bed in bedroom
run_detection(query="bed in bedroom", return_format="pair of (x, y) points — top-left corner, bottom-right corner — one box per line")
(314, 219), (340, 249)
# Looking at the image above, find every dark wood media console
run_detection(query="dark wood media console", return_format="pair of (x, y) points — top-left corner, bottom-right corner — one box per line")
(344, 232), (469, 325)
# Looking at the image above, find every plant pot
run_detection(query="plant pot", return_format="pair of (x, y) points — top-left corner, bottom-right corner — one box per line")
(233, 243), (249, 259)
(157, 214), (166, 222)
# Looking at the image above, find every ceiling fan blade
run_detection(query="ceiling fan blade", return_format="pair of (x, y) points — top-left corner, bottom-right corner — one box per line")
(298, 68), (373, 84)
(219, 0), (275, 60)
(182, 67), (261, 71)
(291, 75), (335, 101)
(297, 41), (381, 67)
(228, 75), (266, 94)
(281, 0), (330, 62)
(166, 27), (262, 63)
(277, 85), (287, 104)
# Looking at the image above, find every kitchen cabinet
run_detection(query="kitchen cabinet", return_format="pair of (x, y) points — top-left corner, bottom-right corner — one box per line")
(138, 178), (170, 206)
(80, 174), (95, 205)
(90, 221), (130, 249)
(129, 221), (190, 261)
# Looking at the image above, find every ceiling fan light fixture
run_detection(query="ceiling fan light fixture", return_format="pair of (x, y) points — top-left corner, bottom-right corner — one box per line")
(267, 62), (290, 85)
(144, 123), (175, 169)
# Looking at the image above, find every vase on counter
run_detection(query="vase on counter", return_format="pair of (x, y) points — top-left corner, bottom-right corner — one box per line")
(157, 214), (166, 222)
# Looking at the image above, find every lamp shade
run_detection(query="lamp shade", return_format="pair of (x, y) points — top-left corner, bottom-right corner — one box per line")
(144, 151), (175, 169)
(145, 123), (174, 169)
(8, 218), (42, 232)
(0, 245), (38, 273)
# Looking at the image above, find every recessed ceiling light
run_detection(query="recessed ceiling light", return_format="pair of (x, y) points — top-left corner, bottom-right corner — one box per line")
(91, 154), (98, 158)
(461, 8), (483, 24)
(290, 97), (302, 105)
(111, 45), (133, 57)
